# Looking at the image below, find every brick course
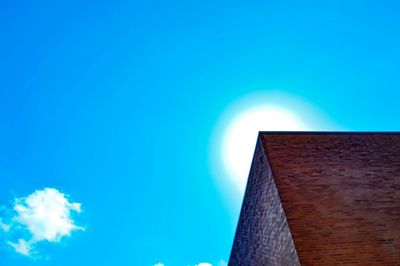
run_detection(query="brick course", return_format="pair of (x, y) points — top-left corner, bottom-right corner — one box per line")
(229, 133), (400, 266)
(229, 137), (300, 266)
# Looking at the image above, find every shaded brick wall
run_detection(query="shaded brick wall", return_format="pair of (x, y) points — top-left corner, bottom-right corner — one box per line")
(261, 133), (400, 265)
(229, 138), (300, 266)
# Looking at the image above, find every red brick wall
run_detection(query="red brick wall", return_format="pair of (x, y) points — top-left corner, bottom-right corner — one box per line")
(261, 133), (400, 265)
(229, 137), (300, 266)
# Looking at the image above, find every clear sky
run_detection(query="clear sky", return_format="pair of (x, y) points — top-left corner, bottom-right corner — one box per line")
(0, 1), (399, 265)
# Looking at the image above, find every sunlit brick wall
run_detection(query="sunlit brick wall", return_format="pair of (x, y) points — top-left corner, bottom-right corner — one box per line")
(229, 138), (300, 266)
(262, 133), (400, 265)
(230, 133), (400, 266)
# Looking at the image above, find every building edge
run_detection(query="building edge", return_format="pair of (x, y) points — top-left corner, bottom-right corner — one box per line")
(228, 133), (300, 265)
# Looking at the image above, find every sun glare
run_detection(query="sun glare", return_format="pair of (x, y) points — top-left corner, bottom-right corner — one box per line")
(221, 105), (310, 194)
(210, 92), (340, 209)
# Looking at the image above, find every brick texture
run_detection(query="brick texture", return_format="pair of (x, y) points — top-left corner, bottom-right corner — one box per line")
(229, 137), (300, 266)
(229, 133), (400, 266)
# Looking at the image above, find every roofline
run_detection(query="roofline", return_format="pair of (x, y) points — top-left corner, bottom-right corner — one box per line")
(258, 131), (400, 135)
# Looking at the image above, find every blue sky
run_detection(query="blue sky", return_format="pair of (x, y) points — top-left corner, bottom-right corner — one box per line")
(0, 0), (399, 265)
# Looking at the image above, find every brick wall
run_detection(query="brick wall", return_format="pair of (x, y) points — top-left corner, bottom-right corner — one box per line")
(261, 133), (400, 265)
(229, 137), (300, 266)
(229, 133), (400, 266)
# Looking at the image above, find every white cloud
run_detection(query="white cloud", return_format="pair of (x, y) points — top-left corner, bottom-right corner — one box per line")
(1, 187), (84, 257)
(8, 239), (32, 256)
(218, 260), (227, 266)
(192, 260), (228, 266)
(0, 218), (10, 232)
(156, 260), (227, 266)
(13, 188), (84, 243)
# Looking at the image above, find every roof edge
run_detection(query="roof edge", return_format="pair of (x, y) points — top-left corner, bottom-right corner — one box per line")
(258, 131), (400, 135)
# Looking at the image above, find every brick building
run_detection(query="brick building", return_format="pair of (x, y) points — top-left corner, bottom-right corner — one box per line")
(229, 132), (400, 266)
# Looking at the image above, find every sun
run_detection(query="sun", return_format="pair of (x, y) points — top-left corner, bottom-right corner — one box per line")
(220, 105), (310, 195)
(210, 92), (339, 209)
